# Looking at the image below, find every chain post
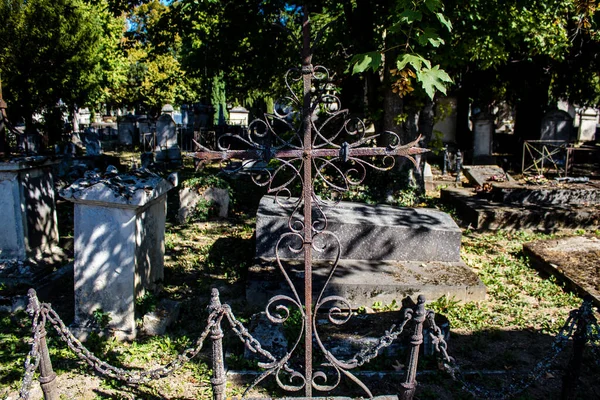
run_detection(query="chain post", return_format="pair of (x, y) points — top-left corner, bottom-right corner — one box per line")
(400, 295), (427, 400)
(209, 288), (226, 400)
(561, 297), (593, 400)
(442, 145), (448, 175)
(455, 149), (463, 183)
(27, 289), (58, 400)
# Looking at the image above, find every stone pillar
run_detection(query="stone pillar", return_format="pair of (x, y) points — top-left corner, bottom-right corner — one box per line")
(60, 168), (174, 339)
(577, 108), (598, 143)
(471, 112), (494, 163)
(0, 157), (59, 260)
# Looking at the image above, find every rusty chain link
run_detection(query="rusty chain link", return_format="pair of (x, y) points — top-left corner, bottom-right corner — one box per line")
(346, 309), (413, 367)
(18, 298), (282, 399)
(428, 300), (596, 400)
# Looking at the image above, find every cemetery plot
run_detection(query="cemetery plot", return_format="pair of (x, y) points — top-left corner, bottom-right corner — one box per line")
(441, 165), (600, 231)
(524, 235), (600, 307)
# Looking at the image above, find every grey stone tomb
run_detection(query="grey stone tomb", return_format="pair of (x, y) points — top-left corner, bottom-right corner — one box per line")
(250, 196), (486, 308)
(540, 110), (573, 142)
(0, 157), (59, 260)
(155, 113), (181, 166)
(61, 168), (174, 339)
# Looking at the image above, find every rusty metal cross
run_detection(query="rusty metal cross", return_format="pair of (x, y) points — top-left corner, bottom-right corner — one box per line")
(194, 12), (428, 398)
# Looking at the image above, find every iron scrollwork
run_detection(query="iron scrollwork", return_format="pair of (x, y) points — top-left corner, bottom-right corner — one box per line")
(194, 25), (427, 397)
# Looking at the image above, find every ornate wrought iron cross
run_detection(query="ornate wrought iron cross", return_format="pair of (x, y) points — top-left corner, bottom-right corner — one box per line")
(195, 12), (428, 398)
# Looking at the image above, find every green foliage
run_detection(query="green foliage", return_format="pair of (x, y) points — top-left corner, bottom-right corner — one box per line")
(349, 0), (453, 100)
(91, 309), (112, 330)
(372, 299), (399, 312)
(0, 0), (109, 136)
(135, 292), (158, 316)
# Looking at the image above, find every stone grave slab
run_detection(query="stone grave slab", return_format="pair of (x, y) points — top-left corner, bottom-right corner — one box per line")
(256, 196), (462, 262)
(440, 187), (600, 231)
(463, 165), (515, 187)
(250, 195), (485, 307)
(523, 236), (600, 307)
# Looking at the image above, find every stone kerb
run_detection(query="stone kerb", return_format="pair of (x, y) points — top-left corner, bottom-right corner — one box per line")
(0, 157), (59, 260)
(61, 168), (174, 339)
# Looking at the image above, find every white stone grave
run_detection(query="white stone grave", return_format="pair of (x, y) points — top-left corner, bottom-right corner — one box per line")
(60, 168), (174, 339)
(0, 157), (59, 260)
(577, 108), (599, 143)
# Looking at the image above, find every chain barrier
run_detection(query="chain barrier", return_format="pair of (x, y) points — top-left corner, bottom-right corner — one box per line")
(19, 308), (43, 400)
(347, 310), (413, 367)
(18, 291), (600, 400)
(428, 299), (599, 400)
(18, 297), (283, 400)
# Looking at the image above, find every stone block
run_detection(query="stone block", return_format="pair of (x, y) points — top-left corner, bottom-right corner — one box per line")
(255, 196), (462, 263)
(0, 157), (59, 260)
(61, 168), (174, 338)
(524, 236), (600, 307)
(463, 165), (515, 187)
(440, 187), (600, 231)
(178, 186), (229, 223)
(142, 299), (181, 336)
(247, 259), (486, 309)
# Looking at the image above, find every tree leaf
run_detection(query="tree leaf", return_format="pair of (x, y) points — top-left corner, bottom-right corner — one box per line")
(399, 9), (422, 24)
(417, 28), (444, 47)
(416, 65), (453, 99)
(425, 0), (442, 13)
(436, 12), (452, 31)
(396, 53), (431, 71)
(350, 51), (382, 74)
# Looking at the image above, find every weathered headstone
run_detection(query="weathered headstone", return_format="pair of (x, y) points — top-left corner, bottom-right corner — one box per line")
(229, 106), (250, 126)
(250, 196), (486, 307)
(471, 112), (494, 162)
(577, 108), (598, 143)
(155, 113), (181, 166)
(178, 186), (229, 224)
(84, 131), (102, 156)
(60, 168), (174, 339)
(0, 157), (59, 260)
(540, 110), (573, 142)
(118, 115), (136, 145)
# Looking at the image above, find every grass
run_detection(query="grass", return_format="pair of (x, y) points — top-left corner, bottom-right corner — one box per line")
(429, 230), (582, 333)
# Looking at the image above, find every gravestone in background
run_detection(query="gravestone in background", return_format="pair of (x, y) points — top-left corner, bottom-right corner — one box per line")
(155, 113), (181, 166)
(84, 131), (102, 156)
(118, 115), (137, 146)
(540, 110), (573, 142)
(60, 168), (174, 339)
(577, 108), (599, 143)
(471, 112), (494, 163)
(0, 157), (59, 260)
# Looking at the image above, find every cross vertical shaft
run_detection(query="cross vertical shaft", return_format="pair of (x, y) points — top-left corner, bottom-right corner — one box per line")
(301, 9), (313, 398)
